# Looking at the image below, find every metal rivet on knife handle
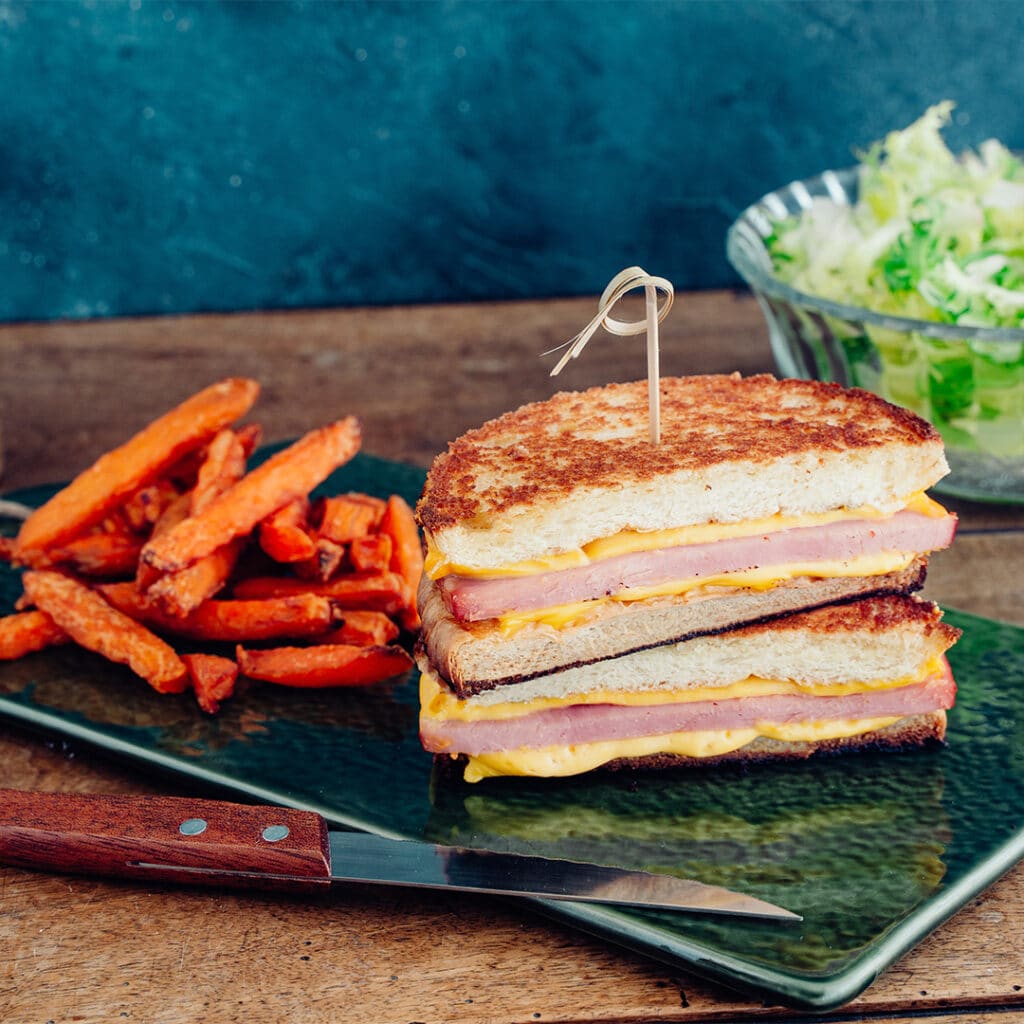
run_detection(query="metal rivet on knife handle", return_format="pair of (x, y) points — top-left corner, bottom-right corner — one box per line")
(178, 818), (207, 836)
(262, 825), (290, 843)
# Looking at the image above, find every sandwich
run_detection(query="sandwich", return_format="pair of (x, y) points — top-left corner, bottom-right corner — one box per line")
(415, 373), (959, 781)
(420, 594), (959, 781)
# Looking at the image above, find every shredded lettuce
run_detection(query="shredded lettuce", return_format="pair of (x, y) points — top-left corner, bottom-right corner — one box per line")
(768, 102), (1024, 330)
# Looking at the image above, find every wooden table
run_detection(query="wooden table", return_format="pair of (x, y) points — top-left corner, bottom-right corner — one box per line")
(1, 291), (1022, 1024)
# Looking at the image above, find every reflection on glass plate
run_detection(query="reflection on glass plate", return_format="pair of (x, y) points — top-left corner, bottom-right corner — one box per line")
(2, 454), (1024, 1009)
(428, 754), (950, 974)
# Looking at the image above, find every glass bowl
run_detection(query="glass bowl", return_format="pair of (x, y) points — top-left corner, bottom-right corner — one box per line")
(727, 166), (1024, 505)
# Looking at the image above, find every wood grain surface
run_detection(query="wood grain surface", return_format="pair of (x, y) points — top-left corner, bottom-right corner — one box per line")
(1, 291), (1023, 1024)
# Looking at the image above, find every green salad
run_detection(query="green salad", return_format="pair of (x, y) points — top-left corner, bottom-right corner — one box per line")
(760, 103), (1024, 491)
(767, 101), (1024, 329)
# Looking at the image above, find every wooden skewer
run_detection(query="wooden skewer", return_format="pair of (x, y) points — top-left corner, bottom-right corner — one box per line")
(545, 266), (673, 444)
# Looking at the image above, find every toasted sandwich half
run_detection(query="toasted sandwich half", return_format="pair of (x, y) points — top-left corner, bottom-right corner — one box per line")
(416, 374), (957, 696)
(419, 595), (960, 782)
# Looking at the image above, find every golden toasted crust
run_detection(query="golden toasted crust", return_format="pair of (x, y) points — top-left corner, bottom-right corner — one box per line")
(729, 593), (962, 648)
(417, 374), (942, 534)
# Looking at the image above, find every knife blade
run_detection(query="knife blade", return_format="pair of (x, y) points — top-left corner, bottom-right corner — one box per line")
(0, 788), (799, 920)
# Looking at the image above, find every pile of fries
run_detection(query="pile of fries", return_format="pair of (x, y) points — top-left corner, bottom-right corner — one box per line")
(0, 378), (423, 713)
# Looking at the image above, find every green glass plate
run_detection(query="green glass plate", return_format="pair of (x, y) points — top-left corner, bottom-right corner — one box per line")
(2, 452), (1023, 1010)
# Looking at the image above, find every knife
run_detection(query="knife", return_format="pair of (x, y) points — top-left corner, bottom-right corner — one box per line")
(0, 789), (800, 920)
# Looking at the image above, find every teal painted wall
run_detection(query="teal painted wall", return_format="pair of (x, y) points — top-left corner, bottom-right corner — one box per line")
(3, 0), (1022, 321)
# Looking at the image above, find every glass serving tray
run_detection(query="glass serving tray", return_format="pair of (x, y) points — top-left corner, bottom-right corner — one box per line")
(2, 452), (1024, 1011)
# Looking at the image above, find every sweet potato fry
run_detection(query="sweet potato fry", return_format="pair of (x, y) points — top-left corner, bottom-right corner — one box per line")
(15, 378), (260, 562)
(231, 571), (407, 613)
(379, 495), (424, 630)
(171, 423), (263, 486)
(182, 652), (239, 715)
(96, 582), (165, 621)
(236, 642), (412, 688)
(96, 511), (127, 534)
(146, 539), (243, 617)
(343, 492), (387, 514)
(21, 570), (188, 693)
(0, 536), (17, 563)
(259, 498), (316, 563)
(99, 582), (339, 642)
(119, 479), (182, 533)
(140, 417), (362, 576)
(139, 432), (250, 613)
(314, 610), (400, 647)
(0, 609), (69, 659)
(49, 532), (145, 578)
(317, 495), (379, 544)
(191, 428), (248, 515)
(348, 534), (392, 573)
(233, 423), (264, 458)
(301, 538), (345, 582)
(151, 491), (193, 538)
(134, 490), (196, 592)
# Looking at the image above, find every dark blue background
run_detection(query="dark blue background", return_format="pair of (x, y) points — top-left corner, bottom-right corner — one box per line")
(3, 0), (1022, 322)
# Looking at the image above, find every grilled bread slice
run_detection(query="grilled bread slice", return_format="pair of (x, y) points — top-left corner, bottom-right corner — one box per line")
(417, 374), (949, 572)
(422, 593), (960, 706)
(419, 558), (931, 695)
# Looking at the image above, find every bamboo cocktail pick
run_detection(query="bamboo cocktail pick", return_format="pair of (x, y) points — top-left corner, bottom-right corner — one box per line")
(545, 267), (674, 444)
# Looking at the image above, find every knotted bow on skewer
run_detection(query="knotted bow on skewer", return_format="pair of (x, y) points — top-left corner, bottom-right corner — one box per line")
(544, 266), (674, 444)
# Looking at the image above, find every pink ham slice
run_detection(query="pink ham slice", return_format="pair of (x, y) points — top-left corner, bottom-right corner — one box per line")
(419, 662), (956, 755)
(439, 511), (957, 622)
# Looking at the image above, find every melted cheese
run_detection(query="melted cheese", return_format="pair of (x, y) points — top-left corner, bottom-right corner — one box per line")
(419, 658), (940, 724)
(459, 716), (903, 781)
(494, 549), (917, 636)
(425, 491), (947, 580)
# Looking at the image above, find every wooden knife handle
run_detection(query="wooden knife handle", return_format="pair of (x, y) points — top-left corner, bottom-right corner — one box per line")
(0, 789), (331, 892)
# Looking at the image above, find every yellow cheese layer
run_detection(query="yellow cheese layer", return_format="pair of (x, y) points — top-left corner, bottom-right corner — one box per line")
(494, 549), (918, 636)
(424, 491), (947, 580)
(419, 657), (939, 724)
(460, 716), (903, 782)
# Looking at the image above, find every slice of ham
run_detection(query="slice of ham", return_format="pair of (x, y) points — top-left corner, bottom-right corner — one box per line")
(439, 510), (957, 622)
(420, 661), (956, 755)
